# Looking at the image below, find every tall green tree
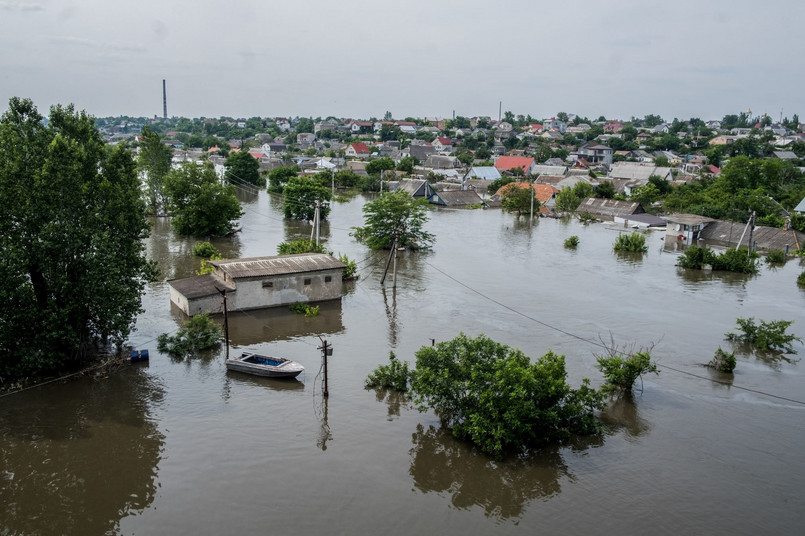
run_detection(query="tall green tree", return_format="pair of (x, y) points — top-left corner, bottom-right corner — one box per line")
(138, 125), (173, 215)
(352, 191), (434, 250)
(164, 162), (242, 236)
(224, 150), (262, 186)
(282, 175), (332, 221)
(0, 98), (157, 378)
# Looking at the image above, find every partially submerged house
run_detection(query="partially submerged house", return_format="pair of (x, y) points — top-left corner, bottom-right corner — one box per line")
(576, 197), (645, 220)
(663, 214), (717, 241)
(428, 189), (484, 207)
(168, 253), (346, 316)
(392, 178), (435, 198)
(699, 221), (805, 252)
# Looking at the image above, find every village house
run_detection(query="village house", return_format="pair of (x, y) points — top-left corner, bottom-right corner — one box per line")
(432, 137), (454, 154)
(573, 142), (613, 166)
(345, 142), (371, 159)
(428, 189), (484, 207)
(663, 214), (716, 242)
(494, 156), (536, 175)
(168, 254), (346, 316)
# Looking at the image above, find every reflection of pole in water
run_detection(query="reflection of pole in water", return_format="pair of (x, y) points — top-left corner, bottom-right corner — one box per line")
(382, 286), (398, 346)
(317, 396), (332, 451)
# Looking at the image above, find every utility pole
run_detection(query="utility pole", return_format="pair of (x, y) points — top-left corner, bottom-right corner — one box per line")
(216, 287), (230, 360)
(318, 338), (331, 397)
(380, 230), (399, 286)
(529, 178), (535, 221)
(331, 167), (335, 196)
(747, 211), (756, 255)
(380, 169), (384, 195)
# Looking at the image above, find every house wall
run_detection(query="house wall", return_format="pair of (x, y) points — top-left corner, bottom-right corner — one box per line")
(169, 286), (226, 316)
(228, 270), (343, 311)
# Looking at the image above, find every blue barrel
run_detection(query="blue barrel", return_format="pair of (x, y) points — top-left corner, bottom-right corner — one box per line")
(130, 349), (150, 362)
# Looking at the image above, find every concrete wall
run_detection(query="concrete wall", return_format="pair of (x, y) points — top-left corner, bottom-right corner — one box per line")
(228, 269), (342, 311)
(169, 286), (227, 316)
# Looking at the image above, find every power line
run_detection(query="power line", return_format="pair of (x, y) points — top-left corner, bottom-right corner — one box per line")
(424, 260), (805, 407)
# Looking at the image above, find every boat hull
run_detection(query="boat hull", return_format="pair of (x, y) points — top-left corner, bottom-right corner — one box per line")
(225, 353), (305, 379)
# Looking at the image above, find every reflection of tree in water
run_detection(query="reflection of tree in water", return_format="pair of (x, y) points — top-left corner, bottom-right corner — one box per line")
(599, 395), (651, 439)
(409, 424), (572, 519)
(374, 388), (408, 420)
(0, 367), (164, 535)
(233, 183), (260, 204)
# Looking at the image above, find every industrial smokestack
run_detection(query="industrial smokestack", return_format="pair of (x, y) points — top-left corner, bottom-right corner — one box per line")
(162, 79), (167, 119)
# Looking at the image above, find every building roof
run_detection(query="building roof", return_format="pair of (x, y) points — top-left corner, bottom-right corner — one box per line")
(430, 190), (483, 206)
(699, 221), (805, 251)
(435, 137), (453, 145)
(496, 182), (558, 203)
(210, 254), (345, 279)
(533, 164), (568, 176)
(494, 156), (535, 173)
(168, 274), (235, 300)
(469, 166), (501, 180)
(794, 196), (805, 214)
(349, 142), (370, 154)
(662, 214), (717, 226)
(609, 162), (672, 181)
(614, 213), (667, 227)
(577, 197), (644, 218)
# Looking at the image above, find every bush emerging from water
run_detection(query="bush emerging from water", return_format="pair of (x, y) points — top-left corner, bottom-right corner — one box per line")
(798, 270), (805, 287)
(708, 348), (736, 373)
(596, 347), (659, 395)
(564, 235), (580, 248)
(157, 313), (222, 356)
(764, 250), (786, 264)
(192, 241), (220, 258)
(338, 253), (359, 280)
(725, 317), (802, 353)
(613, 232), (647, 253)
(289, 302), (320, 317)
(365, 351), (410, 392)
(277, 239), (330, 255)
(677, 246), (758, 274)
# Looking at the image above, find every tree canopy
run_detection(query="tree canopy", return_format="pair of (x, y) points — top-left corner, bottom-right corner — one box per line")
(500, 183), (538, 215)
(137, 125), (173, 215)
(410, 334), (604, 457)
(282, 175), (332, 221)
(0, 98), (157, 378)
(164, 162), (243, 236)
(352, 191), (434, 250)
(224, 150), (262, 186)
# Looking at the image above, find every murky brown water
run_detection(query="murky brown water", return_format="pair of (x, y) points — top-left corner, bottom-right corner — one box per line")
(2, 187), (805, 535)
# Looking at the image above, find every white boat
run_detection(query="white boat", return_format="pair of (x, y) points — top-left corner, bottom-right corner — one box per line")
(226, 352), (305, 379)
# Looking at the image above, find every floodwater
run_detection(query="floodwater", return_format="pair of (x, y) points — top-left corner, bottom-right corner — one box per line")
(2, 187), (805, 535)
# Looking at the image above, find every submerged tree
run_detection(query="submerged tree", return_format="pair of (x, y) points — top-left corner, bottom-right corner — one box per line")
(224, 150), (263, 186)
(410, 334), (604, 458)
(164, 162), (243, 236)
(351, 191), (434, 250)
(0, 98), (158, 378)
(282, 175), (332, 221)
(137, 125), (174, 215)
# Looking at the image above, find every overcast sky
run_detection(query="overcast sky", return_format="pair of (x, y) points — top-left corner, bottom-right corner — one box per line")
(1, 0), (803, 123)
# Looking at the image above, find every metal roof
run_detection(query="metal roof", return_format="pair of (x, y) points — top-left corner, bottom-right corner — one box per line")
(699, 221), (805, 251)
(431, 190), (483, 206)
(577, 197), (644, 218)
(663, 214), (717, 226)
(210, 254), (345, 279)
(168, 274), (235, 300)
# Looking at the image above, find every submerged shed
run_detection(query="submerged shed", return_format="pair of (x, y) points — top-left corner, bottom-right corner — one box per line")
(168, 253), (345, 316)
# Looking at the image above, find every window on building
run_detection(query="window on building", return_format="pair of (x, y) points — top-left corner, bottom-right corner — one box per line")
(262, 281), (273, 288)
(304, 278), (311, 285)
(325, 275), (332, 283)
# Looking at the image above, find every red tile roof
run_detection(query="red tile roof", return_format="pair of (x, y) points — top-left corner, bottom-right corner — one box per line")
(496, 182), (558, 203)
(436, 137), (452, 145)
(494, 156), (535, 173)
(349, 142), (370, 154)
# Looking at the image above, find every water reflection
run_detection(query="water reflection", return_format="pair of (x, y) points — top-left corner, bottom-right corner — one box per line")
(233, 183), (260, 204)
(373, 388), (409, 420)
(226, 301), (345, 346)
(382, 286), (399, 346)
(316, 396), (333, 451)
(409, 424), (573, 519)
(613, 250), (645, 265)
(0, 367), (164, 535)
(225, 370), (305, 391)
(726, 341), (802, 370)
(599, 395), (651, 439)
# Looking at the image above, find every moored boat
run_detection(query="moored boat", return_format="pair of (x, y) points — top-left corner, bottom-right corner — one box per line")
(226, 352), (305, 379)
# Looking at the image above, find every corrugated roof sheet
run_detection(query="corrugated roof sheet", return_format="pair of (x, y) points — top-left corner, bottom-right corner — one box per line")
(577, 197), (644, 218)
(699, 221), (805, 251)
(210, 254), (345, 279)
(432, 190), (483, 206)
(168, 274), (235, 300)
